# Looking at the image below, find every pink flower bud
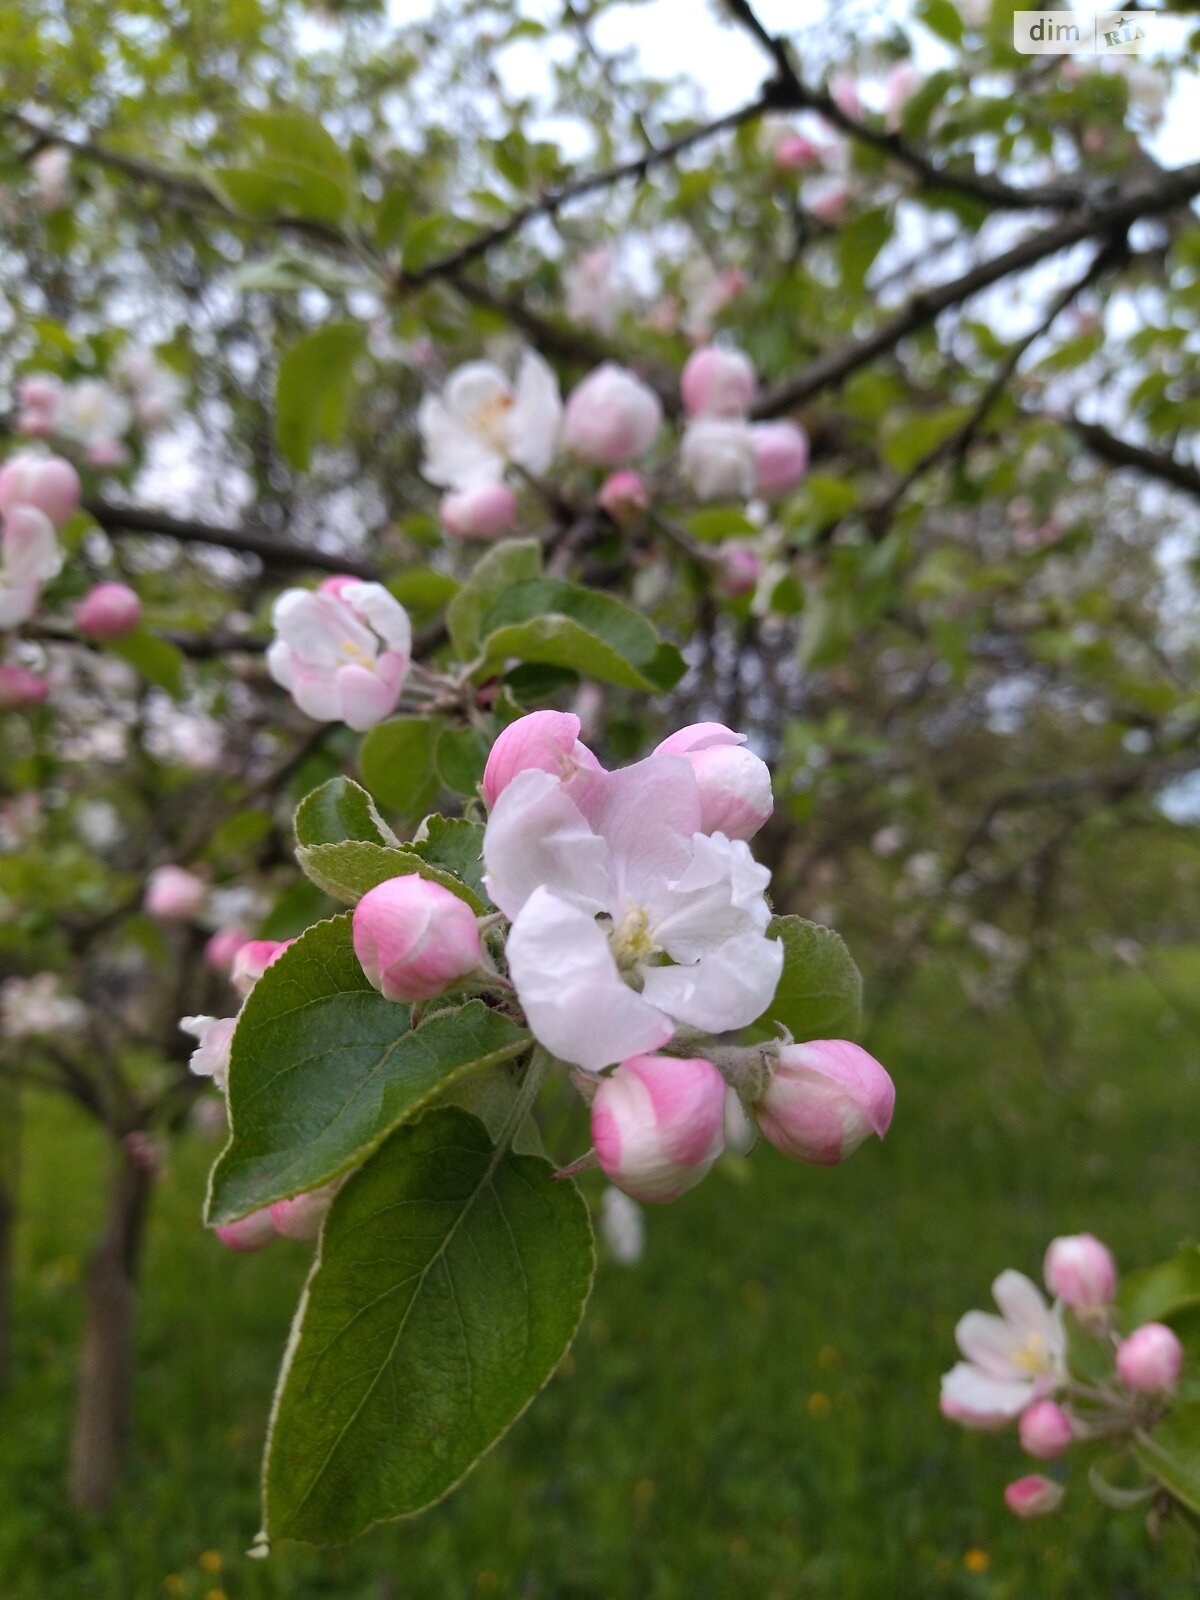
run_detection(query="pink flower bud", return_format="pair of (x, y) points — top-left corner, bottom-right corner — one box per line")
(598, 469), (649, 523)
(1004, 1475), (1064, 1520)
(439, 483), (519, 541)
(214, 1208), (277, 1253)
(829, 73), (863, 120)
(654, 723), (773, 840)
(774, 134), (821, 172)
(145, 864), (207, 921)
(75, 581), (142, 640)
(591, 1053), (726, 1204)
(482, 710), (602, 808)
(755, 1040), (895, 1165)
(808, 180), (852, 226)
(751, 421), (809, 499)
(1116, 1323), (1183, 1394)
(318, 572), (363, 601)
(0, 453), (81, 527)
(270, 1184), (337, 1241)
(680, 346), (758, 419)
(231, 938), (292, 996)
(204, 926), (248, 971)
(1043, 1234), (1117, 1312)
(715, 542), (763, 598)
(0, 665), (49, 710)
(86, 439), (130, 470)
(31, 147), (70, 211)
(562, 364), (662, 465)
(1019, 1400), (1074, 1461)
(352, 875), (484, 1002)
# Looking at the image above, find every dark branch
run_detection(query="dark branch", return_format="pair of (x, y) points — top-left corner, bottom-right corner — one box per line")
(1069, 418), (1200, 501)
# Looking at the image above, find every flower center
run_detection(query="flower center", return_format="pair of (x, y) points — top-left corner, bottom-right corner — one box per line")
(338, 638), (377, 669)
(470, 391), (515, 446)
(1010, 1331), (1052, 1375)
(608, 904), (661, 977)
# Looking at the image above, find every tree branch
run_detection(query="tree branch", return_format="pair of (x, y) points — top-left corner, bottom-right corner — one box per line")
(1069, 417), (1200, 501)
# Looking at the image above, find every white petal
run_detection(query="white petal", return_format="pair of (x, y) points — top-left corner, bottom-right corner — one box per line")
(0, 583), (40, 628)
(992, 1270), (1055, 1340)
(574, 755), (699, 909)
(652, 831), (772, 960)
(506, 888), (673, 1071)
(443, 361), (511, 419)
(639, 926), (783, 1035)
(341, 581), (412, 657)
(482, 768), (610, 920)
(273, 589), (374, 666)
(509, 350), (563, 474)
(417, 392), (504, 489)
(940, 1362), (1032, 1426)
(955, 1310), (1027, 1378)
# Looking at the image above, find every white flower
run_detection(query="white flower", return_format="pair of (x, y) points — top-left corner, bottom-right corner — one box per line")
(482, 756), (783, 1072)
(116, 349), (185, 429)
(565, 248), (624, 335)
(57, 380), (133, 451)
(180, 1014), (237, 1092)
(267, 577), (412, 731)
(599, 1186), (645, 1265)
(0, 504), (62, 628)
(680, 418), (758, 502)
(940, 1270), (1067, 1428)
(1, 973), (86, 1037)
(418, 350), (562, 489)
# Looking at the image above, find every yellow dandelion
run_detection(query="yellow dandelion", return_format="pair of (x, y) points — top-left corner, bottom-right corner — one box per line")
(964, 1547), (990, 1573)
(199, 1551), (222, 1574)
(806, 1391), (833, 1419)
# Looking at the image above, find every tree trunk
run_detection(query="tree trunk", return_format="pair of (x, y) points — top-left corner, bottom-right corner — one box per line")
(0, 1076), (20, 1395)
(68, 1138), (153, 1512)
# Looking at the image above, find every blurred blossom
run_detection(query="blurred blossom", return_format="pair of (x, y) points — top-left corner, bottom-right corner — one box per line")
(599, 1186), (645, 1265)
(1, 973), (87, 1037)
(76, 799), (123, 852)
(564, 248), (625, 334)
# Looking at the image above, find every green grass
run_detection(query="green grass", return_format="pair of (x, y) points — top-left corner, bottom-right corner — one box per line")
(3, 950), (1200, 1599)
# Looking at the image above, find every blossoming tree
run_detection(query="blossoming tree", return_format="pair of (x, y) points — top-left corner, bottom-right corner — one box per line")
(1, 0), (1198, 1559)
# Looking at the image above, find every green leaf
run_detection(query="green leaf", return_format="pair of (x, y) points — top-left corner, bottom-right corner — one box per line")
(207, 917), (529, 1223)
(837, 207), (891, 290)
(386, 565), (458, 617)
(359, 714), (442, 821)
(1117, 1247), (1200, 1331)
(1134, 1402), (1200, 1517)
(242, 111), (354, 191)
(108, 631), (185, 697)
(262, 1107), (594, 1544)
(275, 321), (366, 471)
(479, 579), (686, 693)
(294, 776), (396, 848)
(754, 915), (863, 1041)
(446, 538), (542, 658)
(205, 162), (349, 227)
(881, 405), (974, 474)
(409, 817), (489, 904)
(296, 839), (486, 912)
(917, 0), (964, 45)
(687, 507), (760, 544)
(436, 724), (489, 797)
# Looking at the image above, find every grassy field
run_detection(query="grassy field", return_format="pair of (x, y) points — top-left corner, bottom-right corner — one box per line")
(3, 950), (1199, 1599)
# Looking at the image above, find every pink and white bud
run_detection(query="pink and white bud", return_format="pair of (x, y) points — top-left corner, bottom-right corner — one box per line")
(231, 938), (292, 996)
(808, 179), (852, 226)
(180, 1014), (236, 1091)
(653, 723), (773, 840)
(1043, 1234), (1117, 1313)
(0, 665), (49, 710)
(439, 483), (518, 541)
(1004, 1475), (1064, 1520)
(3, 503), (62, 588)
(31, 147), (70, 211)
(75, 581), (142, 640)
(214, 1208), (277, 1253)
(829, 73), (863, 120)
(1116, 1323), (1183, 1394)
(754, 1040), (895, 1165)
(598, 469), (649, 523)
(0, 453), (82, 527)
(270, 1184), (337, 1242)
(482, 709), (602, 808)
(680, 419), (758, 502)
(15, 373), (64, 436)
(352, 875), (484, 1002)
(680, 346), (758, 420)
(591, 1053), (727, 1204)
(562, 364), (662, 465)
(775, 134), (822, 173)
(145, 864), (207, 921)
(204, 926), (248, 972)
(751, 421), (809, 499)
(715, 542), (763, 598)
(1019, 1400), (1074, 1461)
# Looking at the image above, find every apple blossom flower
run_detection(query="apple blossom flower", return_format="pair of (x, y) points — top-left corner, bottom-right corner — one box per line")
(215, 1208), (277, 1253)
(1116, 1324), (1183, 1394)
(231, 938), (293, 996)
(438, 483), (518, 541)
(681, 262), (748, 343)
(752, 421), (809, 499)
(940, 1271), (1067, 1428)
(652, 723), (773, 841)
(829, 73), (863, 120)
(31, 147), (70, 211)
(562, 364), (662, 466)
(267, 578), (412, 732)
(1019, 1400), (1074, 1461)
(75, 582), (142, 640)
(754, 1040), (895, 1165)
(680, 419), (758, 502)
(714, 542), (763, 598)
(482, 709), (602, 809)
(15, 373), (63, 437)
(270, 1184), (338, 1241)
(418, 350), (562, 488)
(884, 62), (923, 131)
(775, 133), (823, 172)
(808, 179), (852, 226)
(0, 503), (63, 628)
(1043, 1234), (1117, 1314)
(565, 248), (623, 334)
(482, 754), (784, 1072)
(1, 972), (86, 1036)
(145, 864), (207, 921)
(591, 1053), (726, 1203)
(599, 1185), (645, 1265)
(598, 469), (649, 523)
(205, 926), (248, 971)
(0, 664), (49, 709)
(1004, 1475), (1064, 1520)
(352, 875), (484, 1002)
(680, 346), (757, 420)
(56, 379), (133, 456)
(115, 349), (185, 428)
(180, 1014), (237, 1092)
(0, 452), (82, 526)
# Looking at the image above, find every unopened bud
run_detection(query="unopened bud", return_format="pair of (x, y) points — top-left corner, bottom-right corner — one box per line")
(680, 419), (757, 502)
(654, 723), (773, 840)
(1116, 1323), (1183, 1394)
(0, 452), (81, 527)
(754, 1039), (895, 1165)
(1043, 1234), (1116, 1313)
(231, 938), (293, 996)
(439, 483), (518, 541)
(0, 665), (49, 710)
(591, 1053), (726, 1204)
(270, 1184), (337, 1241)
(751, 421), (808, 499)
(598, 469), (649, 524)
(1019, 1400), (1074, 1461)
(1004, 1475), (1064, 1520)
(680, 346), (757, 419)
(563, 364), (662, 465)
(214, 1208), (277, 1253)
(482, 709), (601, 808)
(75, 581), (142, 640)
(352, 875), (483, 1002)
(145, 864), (207, 921)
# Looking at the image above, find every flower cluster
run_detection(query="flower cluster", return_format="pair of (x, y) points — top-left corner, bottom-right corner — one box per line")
(15, 355), (183, 467)
(0, 451), (78, 628)
(941, 1233), (1186, 1521)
